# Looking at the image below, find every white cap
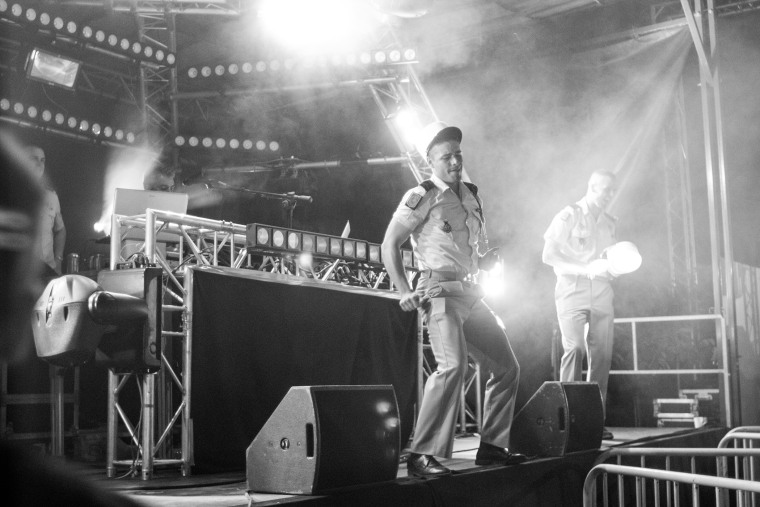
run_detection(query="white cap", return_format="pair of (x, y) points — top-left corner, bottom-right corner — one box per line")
(605, 241), (642, 276)
(414, 121), (462, 156)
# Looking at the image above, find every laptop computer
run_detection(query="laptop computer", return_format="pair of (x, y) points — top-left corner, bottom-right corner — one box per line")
(113, 188), (188, 242)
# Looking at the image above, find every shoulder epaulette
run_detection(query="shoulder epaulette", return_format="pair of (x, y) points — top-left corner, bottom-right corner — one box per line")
(463, 182), (478, 196)
(404, 179), (435, 209)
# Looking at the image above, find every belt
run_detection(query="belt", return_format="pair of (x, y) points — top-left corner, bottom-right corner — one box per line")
(423, 270), (475, 283)
(558, 273), (612, 282)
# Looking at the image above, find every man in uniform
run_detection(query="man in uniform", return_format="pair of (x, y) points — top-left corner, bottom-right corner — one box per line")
(542, 170), (617, 440)
(381, 121), (526, 477)
(26, 145), (66, 276)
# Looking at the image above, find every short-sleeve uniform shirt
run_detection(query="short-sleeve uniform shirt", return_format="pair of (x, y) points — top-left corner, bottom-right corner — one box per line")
(391, 175), (485, 276)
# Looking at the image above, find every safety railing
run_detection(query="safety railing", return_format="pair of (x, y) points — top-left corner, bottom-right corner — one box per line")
(612, 314), (730, 426)
(583, 463), (760, 507)
(588, 427), (760, 506)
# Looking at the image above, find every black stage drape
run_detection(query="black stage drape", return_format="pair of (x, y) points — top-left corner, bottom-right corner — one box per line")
(189, 267), (418, 473)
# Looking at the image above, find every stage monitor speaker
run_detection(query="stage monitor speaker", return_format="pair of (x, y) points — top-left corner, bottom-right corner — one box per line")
(246, 385), (400, 495)
(510, 381), (603, 457)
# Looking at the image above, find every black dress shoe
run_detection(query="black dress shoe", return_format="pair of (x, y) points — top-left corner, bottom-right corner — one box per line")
(602, 428), (614, 440)
(475, 442), (528, 466)
(407, 453), (451, 477)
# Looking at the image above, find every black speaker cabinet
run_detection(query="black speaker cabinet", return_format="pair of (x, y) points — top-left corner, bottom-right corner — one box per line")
(246, 385), (400, 494)
(510, 381), (603, 457)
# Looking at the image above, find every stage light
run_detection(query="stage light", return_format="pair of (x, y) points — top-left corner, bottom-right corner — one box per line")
(479, 261), (505, 298)
(103, 125), (112, 137)
(315, 235), (329, 254)
(229, 139), (239, 149)
(108, 34), (118, 46)
(39, 12), (50, 25)
(66, 21), (77, 34)
(126, 132), (135, 143)
(166, 54), (175, 65)
(188, 67), (198, 78)
(214, 65), (224, 76)
(27, 105), (37, 118)
(67, 116), (77, 128)
(343, 240), (355, 258)
(242, 139), (253, 149)
(53, 16), (63, 29)
(26, 48), (81, 89)
(270, 60), (281, 71)
(355, 241), (367, 261)
(0, 2), (8, 14)
(368, 244), (381, 263)
(330, 237), (342, 256)
(256, 140), (266, 151)
(10, 4), (21, 17)
(95, 30), (105, 42)
(201, 66), (211, 77)
(373, 51), (386, 64)
(215, 138), (225, 148)
(345, 53), (357, 65)
(0, 98), (8, 111)
(302, 233), (315, 252)
(175, 136), (185, 146)
(605, 241), (642, 276)
(24, 7), (35, 21)
(54, 113), (64, 125)
(132, 42), (141, 54)
(188, 136), (198, 147)
(388, 49), (401, 62)
(255, 61), (266, 72)
(155, 49), (165, 62)
(255, 225), (271, 246)
(287, 231), (301, 250)
(115, 129), (124, 140)
(91, 123), (101, 135)
(404, 49), (416, 61)
(41, 109), (51, 121)
(269, 141), (279, 151)
(272, 228), (286, 249)
(297, 252), (313, 270)
(228, 63), (239, 75)
(143, 46), (153, 58)
(82, 26), (92, 38)
(200, 137), (211, 147)
(393, 108), (421, 151)
(359, 52), (371, 64)
(79, 119), (89, 131)
(242, 62), (253, 73)
(119, 38), (129, 51)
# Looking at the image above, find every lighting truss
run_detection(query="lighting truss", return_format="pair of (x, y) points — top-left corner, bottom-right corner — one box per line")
(0, 1), (176, 66)
(0, 96), (138, 145)
(174, 135), (280, 152)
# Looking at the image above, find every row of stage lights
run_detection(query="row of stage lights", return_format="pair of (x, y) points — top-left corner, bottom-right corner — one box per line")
(0, 1), (175, 66)
(174, 136), (280, 152)
(0, 97), (137, 143)
(186, 48), (417, 79)
(246, 223), (416, 269)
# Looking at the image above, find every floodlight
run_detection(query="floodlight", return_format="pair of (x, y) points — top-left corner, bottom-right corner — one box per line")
(242, 139), (253, 149)
(329, 237), (342, 256)
(302, 234), (315, 252)
(368, 244), (381, 263)
(272, 228), (286, 249)
(202, 137), (212, 147)
(287, 231), (301, 250)
(255, 225), (271, 246)
(175, 136), (185, 146)
(315, 236), (329, 254)
(256, 140), (266, 151)
(229, 139), (240, 149)
(215, 138), (225, 148)
(26, 48), (80, 89)
(355, 241), (367, 261)
(343, 240), (355, 258)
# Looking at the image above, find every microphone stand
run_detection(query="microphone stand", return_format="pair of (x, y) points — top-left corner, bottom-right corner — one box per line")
(205, 180), (313, 229)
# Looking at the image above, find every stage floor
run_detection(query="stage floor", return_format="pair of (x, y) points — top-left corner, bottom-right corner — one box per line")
(78, 426), (724, 507)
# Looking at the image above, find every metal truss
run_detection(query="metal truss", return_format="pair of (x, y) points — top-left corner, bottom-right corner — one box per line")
(106, 209), (413, 477)
(59, 0), (242, 16)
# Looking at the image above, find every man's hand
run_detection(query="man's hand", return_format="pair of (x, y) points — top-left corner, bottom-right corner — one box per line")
(479, 247), (501, 272)
(399, 291), (425, 312)
(586, 258), (610, 279)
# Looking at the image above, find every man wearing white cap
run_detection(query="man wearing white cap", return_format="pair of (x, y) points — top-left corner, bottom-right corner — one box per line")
(542, 170), (618, 441)
(382, 121), (526, 477)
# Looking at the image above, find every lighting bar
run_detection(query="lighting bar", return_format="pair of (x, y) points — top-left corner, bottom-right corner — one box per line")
(175, 136), (279, 152)
(0, 96), (136, 144)
(184, 48), (416, 79)
(245, 223), (394, 268)
(0, 3), (175, 66)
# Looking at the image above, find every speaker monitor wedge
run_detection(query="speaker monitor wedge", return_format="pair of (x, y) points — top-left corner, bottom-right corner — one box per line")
(510, 381), (603, 457)
(246, 385), (400, 494)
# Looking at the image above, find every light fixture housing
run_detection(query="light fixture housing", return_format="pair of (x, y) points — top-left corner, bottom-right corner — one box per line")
(26, 48), (80, 89)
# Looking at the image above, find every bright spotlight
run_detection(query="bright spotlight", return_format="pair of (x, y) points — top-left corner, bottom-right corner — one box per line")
(479, 261), (505, 299)
(258, 0), (376, 55)
(393, 108), (422, 152)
